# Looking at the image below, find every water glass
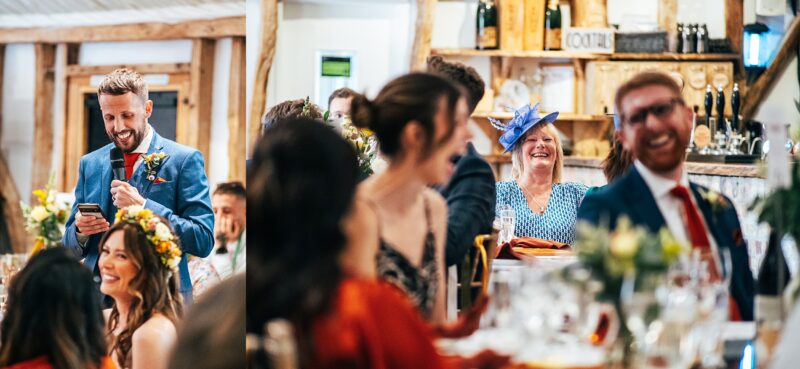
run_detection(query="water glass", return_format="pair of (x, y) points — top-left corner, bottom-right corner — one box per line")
(496, 204), (515, 245)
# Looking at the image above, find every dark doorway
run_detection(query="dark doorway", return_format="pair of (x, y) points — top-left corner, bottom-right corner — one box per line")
(85, 91), (178, 153)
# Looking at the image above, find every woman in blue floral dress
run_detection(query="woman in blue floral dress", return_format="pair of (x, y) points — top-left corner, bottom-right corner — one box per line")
(491, 104), (588, 245)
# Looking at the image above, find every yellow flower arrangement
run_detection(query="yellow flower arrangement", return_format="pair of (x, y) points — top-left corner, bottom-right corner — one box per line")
(21, 178), (70, 255)
(115, 205), (182, 270)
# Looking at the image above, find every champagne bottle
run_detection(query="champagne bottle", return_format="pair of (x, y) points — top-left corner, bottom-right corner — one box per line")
(543, 0), (562, 51)
(476, 0), (499, 50)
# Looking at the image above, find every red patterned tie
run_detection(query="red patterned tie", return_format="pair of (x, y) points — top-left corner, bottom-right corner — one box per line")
(669, 185), (720, 281)
(123, 153), (142, 180)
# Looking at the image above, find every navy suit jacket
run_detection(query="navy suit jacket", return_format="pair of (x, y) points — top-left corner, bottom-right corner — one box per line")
(577, 166), (755, 320)
(438, 143), (496, 267)
(63, 130), (215, 303)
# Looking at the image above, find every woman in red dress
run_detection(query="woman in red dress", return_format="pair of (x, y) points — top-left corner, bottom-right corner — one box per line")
(0, 247), (115, 369)
(247, 117), (507, 369)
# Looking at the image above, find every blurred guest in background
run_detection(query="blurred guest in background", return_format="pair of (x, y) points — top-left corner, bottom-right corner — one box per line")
(0, 248), (113, 369)
(247, 118), (507, 369)
(327, 87), (357, 120)
(260, 98), (323, 134)
(350, 73), (470, 322)
(427, 55), (496, 267)
(99, 208), (183, 369)
(169, 274), (244, 369)
(494, 105), (588, 245)
(210, 181), (246, 278)
(577, 72), (754, 320)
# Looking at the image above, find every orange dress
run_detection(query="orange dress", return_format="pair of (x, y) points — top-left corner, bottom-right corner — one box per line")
(2, 356), (117, 369)
(310, 278), (452, 369)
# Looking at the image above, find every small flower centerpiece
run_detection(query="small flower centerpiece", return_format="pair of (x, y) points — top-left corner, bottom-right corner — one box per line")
(20, 179), (71, 254)
(571, 217), (687, 364)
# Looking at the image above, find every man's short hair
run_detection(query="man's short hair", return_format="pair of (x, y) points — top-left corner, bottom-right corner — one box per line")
(213, 181), (245, 200)
(97, 68), (149, 102)
(327, 87), (358, 107)
(260, 99), (323, 135)
(426, 55), (485, 113)
(614, 72), (684, 124)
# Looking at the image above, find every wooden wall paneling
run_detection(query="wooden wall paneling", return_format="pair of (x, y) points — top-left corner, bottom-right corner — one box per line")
(572, 59), (585, 114)
(741, 15), (800, 121)
(572, 0), (608, 28)
(188, 38), (216, 170)
(61, 78), (91, 192)
(32, 43), (56, 203)
(55, 43), (80, 190)
(410, 0), (437, 71)
(0, 44), (4, 140)
(227, 37), (246, 183)
(249, 0), (278, 156)
(0, 17), (245, 44)
(65, 63), (191, 77)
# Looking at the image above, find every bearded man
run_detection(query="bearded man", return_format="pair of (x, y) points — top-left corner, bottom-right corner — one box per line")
(63, 68), (214, 304)
(577, 72), (754, 320)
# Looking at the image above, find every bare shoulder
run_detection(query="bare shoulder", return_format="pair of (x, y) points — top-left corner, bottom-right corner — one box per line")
(422, 187), (447, 218)
(132, 314), (177, 346)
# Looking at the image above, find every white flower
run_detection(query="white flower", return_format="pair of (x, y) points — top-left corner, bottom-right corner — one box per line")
(30, 206), (51, 222)
(155, 222), (173, 241)
(610, 230), (639, 259)
(167, 256), (181, 269)
(126, 205), (144, 216)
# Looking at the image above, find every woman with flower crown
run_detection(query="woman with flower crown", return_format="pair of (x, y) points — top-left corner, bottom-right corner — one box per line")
(491, 104), (588, 246)
(97, 205), (183, 369)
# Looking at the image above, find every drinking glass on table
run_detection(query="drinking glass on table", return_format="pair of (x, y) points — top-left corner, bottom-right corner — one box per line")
(496, 204), (515, 245)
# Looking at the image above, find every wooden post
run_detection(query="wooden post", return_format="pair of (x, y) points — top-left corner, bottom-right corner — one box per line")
(31, 43), (56, 202)
(56, 43), (80, 190)
(249, 0), (278, 156)
(0, 44), (4, 140)
(228, 37), (246, 183)
(659, 0), (677, 52)
(188, 38), (216, 169)
(726, 0), (744, 57)
(410, 0), (437, 71)
(741, 16), (800, 121)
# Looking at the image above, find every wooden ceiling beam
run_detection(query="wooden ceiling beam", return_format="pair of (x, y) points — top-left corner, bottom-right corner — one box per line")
(741, 15), (800, 121)
(0, 16), (245, 44)
(65, 63), (191, 77)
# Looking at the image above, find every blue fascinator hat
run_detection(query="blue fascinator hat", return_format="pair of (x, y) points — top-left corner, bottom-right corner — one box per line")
(488, 103), (559, 153)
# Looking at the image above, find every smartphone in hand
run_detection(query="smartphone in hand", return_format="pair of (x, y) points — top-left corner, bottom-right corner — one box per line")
(77, 203), (105, 219)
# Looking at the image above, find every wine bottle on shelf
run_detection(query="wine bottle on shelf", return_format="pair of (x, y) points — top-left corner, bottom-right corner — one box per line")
(755, 231), (791, 363)
(543, 0), (562, 51)
(696, 23), (707, 53)
(675, 23), (684, 53)
(476, 0), (499, 50)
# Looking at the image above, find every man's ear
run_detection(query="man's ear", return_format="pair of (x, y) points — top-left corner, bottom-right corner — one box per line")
(144, 99), (153, 118)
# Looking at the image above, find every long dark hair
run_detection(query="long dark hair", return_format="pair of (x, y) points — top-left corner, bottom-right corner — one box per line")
(602, 138), (633, 183)
(247, 118), (359, 364)
(99, 219), (183, 366)
(350, 72), (463, 160)
(0, 247), (107, 369)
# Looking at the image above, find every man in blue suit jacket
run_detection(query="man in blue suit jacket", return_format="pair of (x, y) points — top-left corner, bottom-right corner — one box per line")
(577, 72), (754, 320)
(62, 69), (214, 304)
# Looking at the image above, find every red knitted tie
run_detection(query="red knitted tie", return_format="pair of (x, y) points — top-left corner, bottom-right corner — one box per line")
(123, 153), (142, 180)
(669, 185), (720, 281)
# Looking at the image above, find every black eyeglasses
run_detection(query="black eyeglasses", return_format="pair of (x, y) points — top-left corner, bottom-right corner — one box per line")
(622, 98), (684, 126)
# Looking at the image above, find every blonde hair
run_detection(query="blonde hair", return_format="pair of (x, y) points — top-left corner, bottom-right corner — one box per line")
(510, 123), (563, 182)
(97, 68), (148, 102)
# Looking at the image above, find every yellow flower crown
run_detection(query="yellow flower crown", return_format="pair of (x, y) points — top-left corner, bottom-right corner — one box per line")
(114, 205), (182, 270)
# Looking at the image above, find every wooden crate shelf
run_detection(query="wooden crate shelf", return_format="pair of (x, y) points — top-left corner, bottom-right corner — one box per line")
(432, 48), (740, 62)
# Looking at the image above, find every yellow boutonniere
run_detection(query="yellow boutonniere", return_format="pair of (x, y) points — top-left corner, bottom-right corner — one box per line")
(698, 187), (729, 214)
(142, 152), (168, 182)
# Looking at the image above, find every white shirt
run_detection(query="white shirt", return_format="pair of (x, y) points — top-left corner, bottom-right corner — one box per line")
(634, 160), (720, 264)
(210, 230), (246, 279)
